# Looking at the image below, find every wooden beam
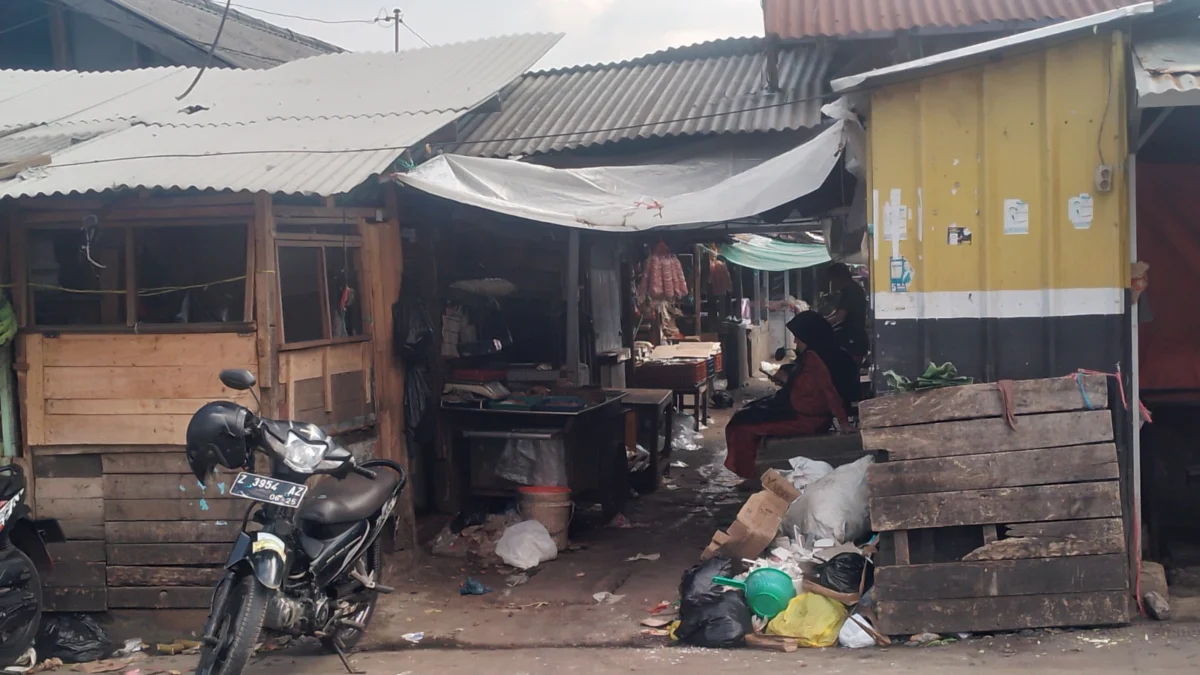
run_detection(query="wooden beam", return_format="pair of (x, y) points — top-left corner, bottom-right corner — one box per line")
(860, 376), (1109, 429)
(866, 444), (1119, 497)
(253, 193), (278, 398)
(965, 519), (1127, 561)
(869, 481), (1122, 531)
(565, 229), (580, 382)
(243, 219), (256, 322)
(875, 555), (1128, 602)
(273, 205), (381, 220)
(10, 224), (27, 327)
(20, 204), (254, 224)
(124, 227), (137, 326)
(876, 591), (1129, 635)
(861, 409), (1114, 459)
(48, 3), (71, 68)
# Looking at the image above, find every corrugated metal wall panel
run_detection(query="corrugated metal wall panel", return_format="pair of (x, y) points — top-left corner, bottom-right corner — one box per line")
(866, 31), (1130, 381)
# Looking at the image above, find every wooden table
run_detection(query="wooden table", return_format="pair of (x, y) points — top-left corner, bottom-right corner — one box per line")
(623, 388), (675, 492)
(675, 381), (709, 431)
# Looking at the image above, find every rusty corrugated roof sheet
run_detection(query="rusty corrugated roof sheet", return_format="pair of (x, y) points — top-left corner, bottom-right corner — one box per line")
(452, 37), (833, 158)
(764, 0), (1141, 39)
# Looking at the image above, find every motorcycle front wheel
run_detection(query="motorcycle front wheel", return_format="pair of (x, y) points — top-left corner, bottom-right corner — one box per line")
(0, 549), (41, 668)
(195, 573), (269, 675)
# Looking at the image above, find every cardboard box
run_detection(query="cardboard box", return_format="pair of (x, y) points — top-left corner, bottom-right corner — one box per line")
(701, 489), (790, 562)
(760, 469), (801, 503)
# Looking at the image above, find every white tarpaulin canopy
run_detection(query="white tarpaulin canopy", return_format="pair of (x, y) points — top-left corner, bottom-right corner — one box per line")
(394, 120), (846, 231)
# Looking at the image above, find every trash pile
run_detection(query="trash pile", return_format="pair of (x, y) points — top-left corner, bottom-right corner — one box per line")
(7, 615), (200, 675)
(662, 455), (888, 651)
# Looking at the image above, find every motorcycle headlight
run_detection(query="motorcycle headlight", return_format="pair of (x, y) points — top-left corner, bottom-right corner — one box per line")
(282, 432), (325, 473)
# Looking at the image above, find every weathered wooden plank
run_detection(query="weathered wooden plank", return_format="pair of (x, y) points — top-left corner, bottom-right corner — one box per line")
(37, 498), (103, 521)
(33, 454), (102, 478)
(893, 531), (910, 566)
(40, 333), (256, 368)
(965, 519), (1127, 561)
(48, 541), (105, 563)
(47, 398), (249, 416)
(102, 452), (191, 474)
(106, 520), (242, 544)
(43, 366), (244, 400)
(875, 554), (1128, 602)
(104, 474), (237, 500)
(58, 518), (105, 541)
(107, 566), (225, 587)
(107, 586), (213, 609)
(45, 414), (192, 446)
(861, 410), (1114, 459)
(876, 591), (1129, 635)
(105, 498), (248, 521)
(35, 477), (104, 500)
(860, 376), (1109, 429)
(21, 334), (46, 445)
(867, 444), (1119, 497)
(870, 482), (1122, 531)
(1006, 518), (1125, 540)
(279, 342), (369, 382)
(43, 587), (106, 612)
(44, 561), (106, 588)
(106, 544), (229, 566)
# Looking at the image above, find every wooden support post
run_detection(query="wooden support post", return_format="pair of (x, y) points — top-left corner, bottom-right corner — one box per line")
(692, 245), (702, 337)
(253, 193), (279, 408)
(243, 222), (255, 322)
(894, 530), (910, 566)
(124, 227), (136, 326)
(360, 187), (415, 554)
(565, 229), (580, 382)
(11, 224), (28, 327)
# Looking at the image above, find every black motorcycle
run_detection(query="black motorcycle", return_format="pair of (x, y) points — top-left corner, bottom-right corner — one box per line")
(187, 369), (406, 675)
(0, 463), (64, 669)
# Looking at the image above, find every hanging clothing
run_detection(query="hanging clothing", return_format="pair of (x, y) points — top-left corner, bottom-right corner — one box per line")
(723, 312), (853, 480)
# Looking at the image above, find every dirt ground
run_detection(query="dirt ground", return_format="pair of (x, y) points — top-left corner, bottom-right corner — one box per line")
(100, 382), (1200, 673)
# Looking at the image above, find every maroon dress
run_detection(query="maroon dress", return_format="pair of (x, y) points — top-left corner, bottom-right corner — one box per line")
(723, 350), (850, 479)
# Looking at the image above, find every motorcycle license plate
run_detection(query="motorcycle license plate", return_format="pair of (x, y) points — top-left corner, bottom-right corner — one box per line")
(230, 473), (308, 509)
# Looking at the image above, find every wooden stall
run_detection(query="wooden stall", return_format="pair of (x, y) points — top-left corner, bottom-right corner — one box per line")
(7, 190), (410, 611)
(860, 376), (1130, 635)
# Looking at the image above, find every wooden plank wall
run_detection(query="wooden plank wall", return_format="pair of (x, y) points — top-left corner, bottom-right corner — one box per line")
(20, 333), (257, 447)
(860, 376), (1131, 635)
(280, 342), (374, 431)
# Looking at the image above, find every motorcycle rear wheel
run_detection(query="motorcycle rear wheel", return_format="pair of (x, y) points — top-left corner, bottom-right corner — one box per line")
(320, 539), (381, 653)
(0, 549), (41, 668)
(194, 573), (269, 675)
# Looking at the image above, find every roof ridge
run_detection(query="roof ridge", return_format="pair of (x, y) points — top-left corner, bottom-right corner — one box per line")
(152, 0), (344, 53)
(529, 36), (768, 76)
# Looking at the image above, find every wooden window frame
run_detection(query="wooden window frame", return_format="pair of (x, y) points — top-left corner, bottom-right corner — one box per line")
(275, 233), (368, 351)
(20, 221), (254, 334)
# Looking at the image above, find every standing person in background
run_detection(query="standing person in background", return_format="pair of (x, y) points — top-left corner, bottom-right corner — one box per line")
(825, 263), (869, 364)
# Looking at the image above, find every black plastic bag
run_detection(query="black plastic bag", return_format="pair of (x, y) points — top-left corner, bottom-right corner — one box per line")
(813, 552), (873, 595)
(35, 614), (113, 664)
(676, 557), (752, 648)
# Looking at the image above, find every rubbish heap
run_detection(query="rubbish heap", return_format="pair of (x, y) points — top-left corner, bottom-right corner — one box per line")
(677, 456), (886, 651)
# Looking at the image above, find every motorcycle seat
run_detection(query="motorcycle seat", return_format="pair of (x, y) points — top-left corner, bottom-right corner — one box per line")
(297, 468), (399, 525)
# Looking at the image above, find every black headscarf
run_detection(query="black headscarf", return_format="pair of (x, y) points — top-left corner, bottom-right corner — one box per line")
(786, 311), (860, 408)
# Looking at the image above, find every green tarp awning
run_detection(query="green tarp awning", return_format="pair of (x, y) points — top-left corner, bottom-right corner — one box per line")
(718, 235), (830, 272)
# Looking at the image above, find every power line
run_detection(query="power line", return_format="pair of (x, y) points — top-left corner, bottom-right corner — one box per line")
(0, 15), (47, 37)
(400, 18), (432, 47)
(177, 0), (234, 99)
(230, 3), (382, 26)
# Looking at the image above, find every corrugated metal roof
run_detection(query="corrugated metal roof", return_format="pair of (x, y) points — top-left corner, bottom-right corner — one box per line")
(0, 34), (563, 198)
(1133, 33), (1200, 107)
(832, 2), (1155, 92)
(764, 0), (1141, 39)
(452, 37), (832, 158)
(61, 0), (340, 69)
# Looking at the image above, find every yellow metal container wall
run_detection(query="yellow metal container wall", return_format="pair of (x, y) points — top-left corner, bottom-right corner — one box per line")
(867, 31), (1130, 382)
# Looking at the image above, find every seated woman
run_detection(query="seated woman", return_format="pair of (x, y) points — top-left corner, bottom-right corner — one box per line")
(723, 311), (858, 483)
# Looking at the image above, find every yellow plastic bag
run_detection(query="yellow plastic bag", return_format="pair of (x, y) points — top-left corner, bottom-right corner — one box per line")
(765, 593), (848, 648)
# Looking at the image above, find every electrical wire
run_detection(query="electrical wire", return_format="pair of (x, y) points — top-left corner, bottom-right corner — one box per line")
(231, 3), (382, 25)
(0, 14), (47, 37)
(400, 17), (432, 48)
(177, 0), (234, 100)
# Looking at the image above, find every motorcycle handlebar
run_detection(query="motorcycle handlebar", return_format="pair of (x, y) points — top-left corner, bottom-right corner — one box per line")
(352, 465), (378, 480)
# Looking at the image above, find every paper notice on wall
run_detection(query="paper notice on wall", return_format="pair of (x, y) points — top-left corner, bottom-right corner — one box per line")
(1004, 199), (1029, 235)
(1068, 193), (1094, 229)
(883, 188), (908, 241)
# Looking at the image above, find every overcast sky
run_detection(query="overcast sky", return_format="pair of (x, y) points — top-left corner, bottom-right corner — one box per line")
(236, 0), (765, 69)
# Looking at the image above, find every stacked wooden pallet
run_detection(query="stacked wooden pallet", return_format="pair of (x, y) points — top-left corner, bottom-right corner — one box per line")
(860, 376), (1131, 635)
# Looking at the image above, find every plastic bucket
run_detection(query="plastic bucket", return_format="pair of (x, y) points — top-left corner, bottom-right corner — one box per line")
(518, 486), (572, 551)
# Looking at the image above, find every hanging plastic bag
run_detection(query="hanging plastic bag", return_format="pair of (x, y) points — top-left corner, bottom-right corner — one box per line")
(495, 520), (558, 570)
(35, 614), (113, 664)
(676, 557), (752, 648)
(838, 613), (876, 649)
(496, 438), (567, 487)
(765, 593), (848, 648)
(813, 552), (872, 595)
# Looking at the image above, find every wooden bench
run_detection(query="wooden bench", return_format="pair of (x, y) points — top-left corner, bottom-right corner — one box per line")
(754, 431), (869, 475)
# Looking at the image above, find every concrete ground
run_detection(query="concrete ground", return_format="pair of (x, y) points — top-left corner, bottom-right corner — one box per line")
(95, 382), (1200, 673)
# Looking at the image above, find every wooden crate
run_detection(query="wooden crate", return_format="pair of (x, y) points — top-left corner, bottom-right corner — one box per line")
(860, 375), (1130, 635)
(34, 454), (107, 612)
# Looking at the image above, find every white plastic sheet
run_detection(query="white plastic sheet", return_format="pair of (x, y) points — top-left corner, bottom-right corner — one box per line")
(395, 121), (846, 231)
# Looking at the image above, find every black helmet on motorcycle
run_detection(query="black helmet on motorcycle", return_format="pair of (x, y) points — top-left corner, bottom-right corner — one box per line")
(186, 401), (252, 483)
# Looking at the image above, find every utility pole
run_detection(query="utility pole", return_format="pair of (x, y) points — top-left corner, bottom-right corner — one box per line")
(379, 8), (402, 53)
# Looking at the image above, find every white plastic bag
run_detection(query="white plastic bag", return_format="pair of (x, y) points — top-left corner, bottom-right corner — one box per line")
(780, 456), (833, 493)
(783, 455), (873, 544)
(495, 520), (559, 570)
(672, 414), (702, 451)
(838, 614), (876, 649)
(496, 438), (568, 486)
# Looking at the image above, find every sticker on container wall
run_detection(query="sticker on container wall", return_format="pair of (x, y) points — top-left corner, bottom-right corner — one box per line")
(1004, 199), (1030, 235)
(947, 225), (973, 246)
(884, 189), (907, 242)
(1068, 193), (1094, 229)
(889, 256), (913, 292)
